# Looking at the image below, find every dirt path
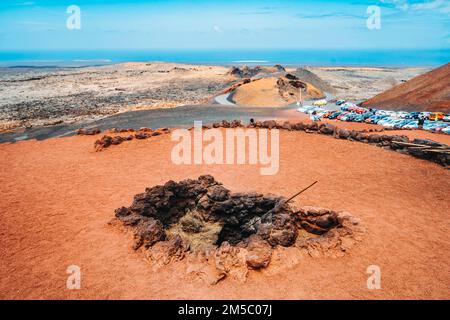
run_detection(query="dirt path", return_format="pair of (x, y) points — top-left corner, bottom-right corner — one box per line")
(0, 130), (449, 299)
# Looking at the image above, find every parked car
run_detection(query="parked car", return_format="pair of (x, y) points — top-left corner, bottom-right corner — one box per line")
(340, 102), (358, 111)
(340, 113), (357, 122)
(297, 105), (314, 113)
(323, 110), (338, 118)
(337, 112), (349, 120)
(393, 119), (410, 129)
(423, 120), (439, 131)
(429, 112), (445, 121)
(408, 112), (421, 119)
(335, 100), (346, 106)
(328, 111), (343, 119)
(352, 114), (366, 122)
(402, 120), (419, 129)
(432, 122), (448, 133)
(396, 111), (410, 119)
(313, 99), (327, 107)
(420, 112), (431, 119)
(378, 117), (398, 127)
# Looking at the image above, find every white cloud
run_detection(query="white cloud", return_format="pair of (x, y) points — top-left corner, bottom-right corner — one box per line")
(213, 25), (223, 33)
(380, 0), (410, 11)
(381, 0), (450, 15)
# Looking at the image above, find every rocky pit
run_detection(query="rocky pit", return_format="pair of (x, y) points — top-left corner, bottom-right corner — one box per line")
(114, 175), (364, 283)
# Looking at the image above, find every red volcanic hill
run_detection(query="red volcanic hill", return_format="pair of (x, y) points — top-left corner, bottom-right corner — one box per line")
(360, 63), (450, 112)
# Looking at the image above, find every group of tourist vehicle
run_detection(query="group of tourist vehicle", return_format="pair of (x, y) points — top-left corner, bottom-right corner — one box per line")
(297, 101), (450, 134)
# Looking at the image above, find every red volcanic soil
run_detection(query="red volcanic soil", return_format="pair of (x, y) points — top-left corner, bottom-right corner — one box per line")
(0, 130), (449, 299)
(360, 63), (450, 112)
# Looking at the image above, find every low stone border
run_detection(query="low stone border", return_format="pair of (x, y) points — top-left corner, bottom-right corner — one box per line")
(90, 127), (170, 151)
(209, 119), (450, 167)
(80, 119), (449, 167)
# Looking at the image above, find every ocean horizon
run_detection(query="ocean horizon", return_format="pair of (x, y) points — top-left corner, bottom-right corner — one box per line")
(0, 49), (448, 68)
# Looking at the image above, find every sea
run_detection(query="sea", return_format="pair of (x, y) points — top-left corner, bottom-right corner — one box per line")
(0, 49), (448, 68)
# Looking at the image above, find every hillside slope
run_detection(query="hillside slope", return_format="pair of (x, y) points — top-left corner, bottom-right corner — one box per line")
(360, 63), (450, 112)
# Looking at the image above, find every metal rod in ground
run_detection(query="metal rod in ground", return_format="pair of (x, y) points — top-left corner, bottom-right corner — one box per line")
(246, 180), (319, 229)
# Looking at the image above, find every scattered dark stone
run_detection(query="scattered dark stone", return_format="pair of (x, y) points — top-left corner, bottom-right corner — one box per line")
(230, 120), (243, 128)
(94, 135), (113, 150)
(261, 120), (278, 129)
(319, 123), (335, 135)
(207, 185), (230, 202)
(292, 122), (306, 131)
(133, 218), (166, 250)
(78, 128), (101, 135)
(245, 236), (272, 269)
(253, 121), (263, 128)
(391, 135), (409, 143)
(295, 207), (339, 235)
(349, 130), (359, 140)
(115, 206), (131, 218)
(412, 138), (442, 147)
(135, 132), (150, 139)
(281, 121), (292, 130)
(306, 122), (319, 131)
(368, 134), (381, 143)
(111, 136), (124, 145)
(335, 128), (350, 139)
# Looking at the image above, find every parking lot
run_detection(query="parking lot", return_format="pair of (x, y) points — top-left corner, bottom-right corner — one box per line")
(297, 101), (450, 134)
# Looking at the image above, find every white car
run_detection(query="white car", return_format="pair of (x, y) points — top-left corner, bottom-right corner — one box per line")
(402, 121), (419, 129)
(396, 111), (409, 119)
(297, 105), (314, 113)
(375, 110), (392, 116)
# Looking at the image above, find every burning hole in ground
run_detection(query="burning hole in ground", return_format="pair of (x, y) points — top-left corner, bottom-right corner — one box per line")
(114, 175), (364, 280)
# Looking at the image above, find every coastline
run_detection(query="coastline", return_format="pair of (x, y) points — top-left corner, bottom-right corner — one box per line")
(1, 48), (449, 68)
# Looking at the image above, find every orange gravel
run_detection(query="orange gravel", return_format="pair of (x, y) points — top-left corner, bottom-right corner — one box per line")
(0, 130), (449, 299)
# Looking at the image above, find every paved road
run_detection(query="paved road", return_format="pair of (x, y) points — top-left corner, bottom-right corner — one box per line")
(0, 104), (296, 143)
(214, 93), (236, 106)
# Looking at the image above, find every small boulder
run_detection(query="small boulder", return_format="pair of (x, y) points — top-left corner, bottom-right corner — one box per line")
(245, 236), (272, 269)
(94, 135), (113, 150)
(135, 132), (150, 139)
(78, 128), (101, 135)
(133, 218), (165, 249)
(261, 120), (278, 129)
(368, 134), (381, 143)
(336, 128), (350, 139)
(319, 123), (335, 135)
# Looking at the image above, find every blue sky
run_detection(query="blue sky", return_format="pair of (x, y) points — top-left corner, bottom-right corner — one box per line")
(0, 0), (449, 50)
